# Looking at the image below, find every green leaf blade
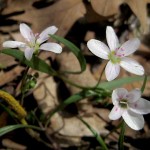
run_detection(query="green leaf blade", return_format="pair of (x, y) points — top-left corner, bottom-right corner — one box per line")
(1, 49), (56, 75)
(98, 76), (150, 90)
(50, 34), (86, 74)
(0, 124), (42, 137)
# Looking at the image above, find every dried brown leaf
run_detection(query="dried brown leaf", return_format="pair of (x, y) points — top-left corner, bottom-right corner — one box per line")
(2, 138), (27, 150)
(91, 0), (150, 34)
(56, 51), (97, 94)
(2, 0), (86, 37)
(0, 66), (24, 86)
(33, 74), (59, 115)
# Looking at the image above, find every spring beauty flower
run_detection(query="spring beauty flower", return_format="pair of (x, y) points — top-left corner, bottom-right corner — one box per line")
(87, 26), (144, 81)
(3, 23), (62, 60)
(109, 88), (150, 130)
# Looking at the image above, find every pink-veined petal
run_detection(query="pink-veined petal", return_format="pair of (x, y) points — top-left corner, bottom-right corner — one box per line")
(37, 26), (58, 44)
(24, 47), (34, 60)
(2, 41), (26, 48)
(106, 26), (119, 51)
(109, 105), (123, 120)
(112, 88), (128, 105)
(20, 23), (35, 42)
(40, 43), (62, 53)
(127, 89), (141, 103)
(120, 57), (144, 75)
(105, 61), (120, 81)
(129, 98), (150, 114)
(122, 110), (144, 130)
(117, 38), (140, 57)
(87, 39), (109, 59)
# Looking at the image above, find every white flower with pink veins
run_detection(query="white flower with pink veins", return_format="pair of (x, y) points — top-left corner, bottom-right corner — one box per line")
(3, 23), (62, 60)
(109, 88), (150, 130)
(87, 26), (144, 81)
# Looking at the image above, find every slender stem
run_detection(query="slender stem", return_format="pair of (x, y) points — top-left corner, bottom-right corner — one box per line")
(45, 90), (99, 127)
(141, 75), (147, 93)
(21, 118), (54, 149)
(104, 121), (123, 139)
(20, 66), (30, 105)
(94, 63), (106, 88)
(54, 62), (107, 91)
(78, 116), (108, 150)
(54, 72), (105, 91)
(30, 110), (60, 149)
(55, 73), (93, 90)
(0, 103), (18, 119)
(118, 120), (126, 150)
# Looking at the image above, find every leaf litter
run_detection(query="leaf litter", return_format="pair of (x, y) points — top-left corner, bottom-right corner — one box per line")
(0, 0), (150, 149)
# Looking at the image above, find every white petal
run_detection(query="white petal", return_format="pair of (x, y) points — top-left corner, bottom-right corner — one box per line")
(87, 39), (109, 59)
(106, 26), (119, 50)
(117, 38), (140, 57)
(20, 23), (35, 42)
(37, 26), (58, 44)
(40, 43), (62, 53)
(129, 98), (150, 114)
(105, 61), (120, 81)
(3, 41), (26, 48)
(109, 105), (123, 120)
(122, 110), (144, 130)
(120, 57), (144, 75)
(24, 47), (34, 60)
(112, 88), (128, 105)
(127, 89), (141, 103)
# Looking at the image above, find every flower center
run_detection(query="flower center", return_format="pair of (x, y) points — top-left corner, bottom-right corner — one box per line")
(108, 51), (121, 64)
(119, 99), (128, 109)
(28, 41), (40, 54)
(34, 43), (40, 54)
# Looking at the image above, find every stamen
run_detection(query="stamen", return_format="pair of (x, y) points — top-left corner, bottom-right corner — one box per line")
(35, 33), (40, 39)
(119, 99), (128, 108)
(108, 51), (121, 64)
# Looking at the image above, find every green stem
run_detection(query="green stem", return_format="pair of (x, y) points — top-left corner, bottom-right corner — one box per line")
(118, 120), (126, 150)
(55, 73), (93, 90)
(141, 75), (147, 93)
(54, 72), (106, 91)
(45, 90), (98, 127)
(0, 103), (18, 119)
(20, 66), (30, 104)
(78, 116), (108, 150)
(94, 63), (106, 88)
(104, 121), (123, 139)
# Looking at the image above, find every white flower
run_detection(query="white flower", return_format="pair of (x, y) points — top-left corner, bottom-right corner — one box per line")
(109, 88), (150, 130)
(87, 26), (144, 81)
(3, 23), (62, 60)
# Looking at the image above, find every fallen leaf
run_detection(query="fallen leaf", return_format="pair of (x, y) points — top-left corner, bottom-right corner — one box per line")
(56, 51), (97, 94)
(33, 74), (59, 115)
(58, 115), (108, 137)
(2, 0), (86, 37)
(0, 66), (24, 86)
(2, 138), (27, 150)
(90, 0), (150, 34)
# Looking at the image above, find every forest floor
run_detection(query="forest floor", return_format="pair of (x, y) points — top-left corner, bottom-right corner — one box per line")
(0, 0), (150, 150)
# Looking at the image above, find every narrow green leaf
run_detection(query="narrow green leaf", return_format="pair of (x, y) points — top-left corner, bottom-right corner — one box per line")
(0, 124), (42, 137)
(0, 103), (18, 119)
(98, 76), (150, 90)
(46, 90), (98, 126)
(50, 34), (86, 74)
(1, 49), (56, 75)
(78, 117), (108, 150)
